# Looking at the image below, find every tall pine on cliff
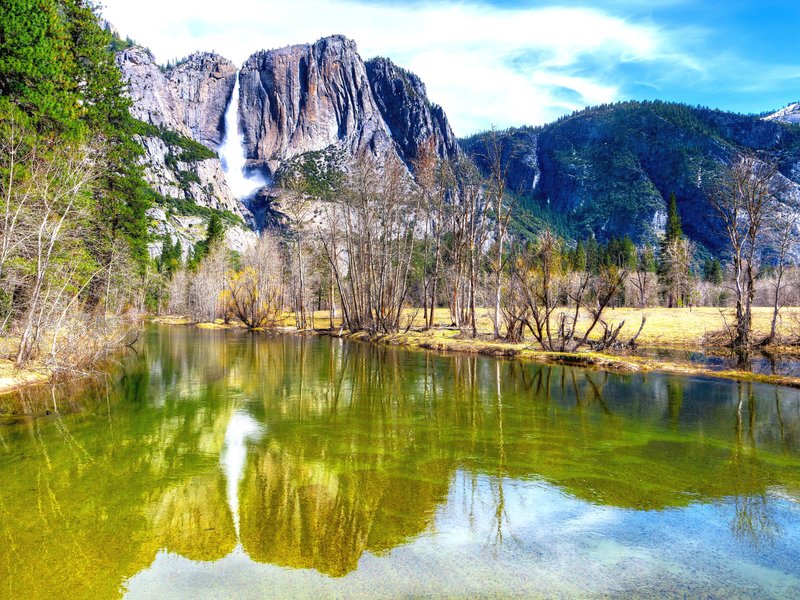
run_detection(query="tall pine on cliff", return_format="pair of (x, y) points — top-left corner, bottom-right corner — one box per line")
(0, 0), (151, 280)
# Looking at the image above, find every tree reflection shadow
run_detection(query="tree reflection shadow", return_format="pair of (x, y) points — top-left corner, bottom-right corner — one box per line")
(1, 326), (799, 596)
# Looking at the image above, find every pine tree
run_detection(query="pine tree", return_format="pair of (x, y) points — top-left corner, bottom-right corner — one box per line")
(703, 258), (723, 285)
(665, 192), (683, 242)
(573, 240), (587, 272)
(205, 213), (225, 248)
(0, 0), (76, 131)
(0, 0), (154, 319)
(658, 193), (691, 307)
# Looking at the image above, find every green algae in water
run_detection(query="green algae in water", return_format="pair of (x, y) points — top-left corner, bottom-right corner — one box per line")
(1, 325), (800, 599)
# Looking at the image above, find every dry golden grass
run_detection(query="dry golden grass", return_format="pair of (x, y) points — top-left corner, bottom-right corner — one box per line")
(0, 335), (51, 394)
(303, 306), (800, 349)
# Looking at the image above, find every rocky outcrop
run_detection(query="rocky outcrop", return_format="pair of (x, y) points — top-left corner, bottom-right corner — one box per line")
(147, 208), (256, 261)
(116, 46), (252, 226)
(236, 36), (460, 176)
(118, 36), (463, 251)
(365, 57), (460, 164)
(169, 54), (237, 148)
(765, 103), (800, 125)
(238, 36), (394, 174)
(136, 135), (246, 216)
(117, 47), (236, 148)
(117, 46), (191, 135)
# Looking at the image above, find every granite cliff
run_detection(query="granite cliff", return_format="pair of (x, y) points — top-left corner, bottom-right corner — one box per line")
(236, 36), (458, 175)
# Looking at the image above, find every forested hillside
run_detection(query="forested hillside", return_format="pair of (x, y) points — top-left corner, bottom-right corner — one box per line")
(463, 101), (800, 253)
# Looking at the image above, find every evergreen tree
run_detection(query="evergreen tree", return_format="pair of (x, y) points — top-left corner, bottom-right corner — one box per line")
(573, 240), (587, 272)
(189, 214), (226, 269)
(638, 243), (656, 273)
(702, 258), (723, 285)
(158, 234), (181, 276)
(585, 237), (600, 274)
(0, 0), (154, 328)
(205, 213), (225, 248)
(0, 0), (76, 131)
(665, 192), (683, 242)
(658, 192), (691, 307)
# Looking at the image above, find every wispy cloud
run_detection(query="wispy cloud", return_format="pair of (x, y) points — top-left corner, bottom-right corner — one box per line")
(100, 0), (718, 134)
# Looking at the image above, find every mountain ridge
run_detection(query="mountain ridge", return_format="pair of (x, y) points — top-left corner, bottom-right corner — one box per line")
(462, 100), (800, 253)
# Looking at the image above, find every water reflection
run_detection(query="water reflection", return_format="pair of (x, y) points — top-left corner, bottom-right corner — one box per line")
(1, 325), (800, 599)
(222, 411), (263, 537)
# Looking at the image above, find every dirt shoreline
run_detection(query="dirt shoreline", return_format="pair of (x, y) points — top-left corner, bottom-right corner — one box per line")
(0, 360), (51, 395)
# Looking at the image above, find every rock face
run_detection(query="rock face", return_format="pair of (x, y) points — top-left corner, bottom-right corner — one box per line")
(117, 46), (256, 254)
(463, 101), (800, 252)
(365, 57), (460, 163)
(117, 47), (236, 148)
(238, 36), (393, 174)
(765, 103), (800, 125)
(116, 46), (251, 223)
(237, 36), (458, 175)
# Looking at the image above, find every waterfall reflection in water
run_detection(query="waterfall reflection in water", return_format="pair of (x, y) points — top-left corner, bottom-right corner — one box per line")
(1, 325), (799, 599)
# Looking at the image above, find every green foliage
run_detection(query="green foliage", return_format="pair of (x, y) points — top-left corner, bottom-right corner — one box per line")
(638, 244), (657, 273)
(158, 234), (182, 276)
(605, 236), (637, 270)
(665, 192), (683, 242)
(0, 0), (76, 132)
(151, 191), (244, 227)
(133, 120), (218, 162)
(188, 213), (226, 269)
(703, 258), (723, 284)
(0, 0), (155, 286)
(462, 99), (800, 254)
(108, 32), (136, 53)
(275, 147), (344, 199)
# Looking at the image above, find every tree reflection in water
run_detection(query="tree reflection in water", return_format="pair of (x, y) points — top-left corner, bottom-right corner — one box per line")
(1, 325), (799, 599)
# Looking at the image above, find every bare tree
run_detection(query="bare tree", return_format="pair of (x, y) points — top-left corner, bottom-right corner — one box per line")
(507, 230), (640, 352)
(446, 159), (489, 336)
(9, 139), (99, 367)
(413, 138), (454, 330)
(320, 153), (420, 334)
(709, 153), (786, 350)
(762, 206), (798, 345)
(188, 243), (230, 322)
(225, 233), (284, 329)
(278, 176), (316, 330)
(484, 127), (513, 339)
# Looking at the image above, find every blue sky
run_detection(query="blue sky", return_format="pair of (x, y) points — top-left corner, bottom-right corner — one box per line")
(102, 0), (800, 135)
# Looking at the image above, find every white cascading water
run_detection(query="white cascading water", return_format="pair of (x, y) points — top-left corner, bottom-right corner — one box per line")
(219, 72), (266, 199)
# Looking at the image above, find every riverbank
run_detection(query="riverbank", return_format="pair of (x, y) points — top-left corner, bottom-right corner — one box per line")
(342, 328), (800, 389)
(0, 319), (138, 395)
(151, 307), (800, 389)
(0, 359), (51, 394)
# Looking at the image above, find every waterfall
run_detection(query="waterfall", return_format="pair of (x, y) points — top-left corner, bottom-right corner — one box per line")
(219, 71), (266, 199)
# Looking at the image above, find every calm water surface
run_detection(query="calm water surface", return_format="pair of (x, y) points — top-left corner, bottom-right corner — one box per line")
(2, 325), (800, 599)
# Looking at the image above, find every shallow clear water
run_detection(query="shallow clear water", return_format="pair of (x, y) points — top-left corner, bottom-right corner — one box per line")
(2, 325), (800, 599)
(637, 346), (800, 377)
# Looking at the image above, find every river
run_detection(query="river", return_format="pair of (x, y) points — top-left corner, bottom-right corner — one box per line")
(1, 325), (799, 598)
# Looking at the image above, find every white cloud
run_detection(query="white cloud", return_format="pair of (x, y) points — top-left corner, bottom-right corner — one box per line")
(101, 0), (699, 134)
